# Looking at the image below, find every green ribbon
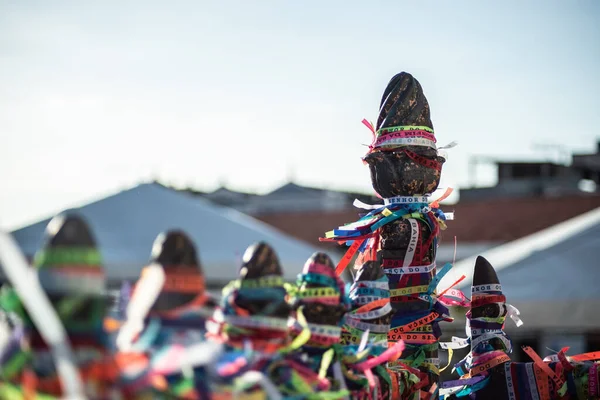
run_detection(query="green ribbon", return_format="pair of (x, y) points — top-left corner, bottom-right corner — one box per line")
(0, 350), (30, 380)
(306, 390), (351, 399)
(401, 348), (427, 369)
(171, 377), (195, 396)
(477, 316), (506, 324)
(377, 125), (435, 136)
(558, 381), (568, 397)
(373, 364), (392, 393)
(56, 296), (87, 319)
(372, 211), (425, 232)
(575, 372), (588, 399)
(239, 276), (285, 289)
(57, 297), (105, 331)
(283, 282), (297, 295)
(0, 287), (26, 321)
(0, 383), (57, 400)
(34, 247), (102, 268)
(295, 287), (339, 299)
(419, 343), (439, 352)
(288, 370), (314, 394)
(342, 325), (387, 342)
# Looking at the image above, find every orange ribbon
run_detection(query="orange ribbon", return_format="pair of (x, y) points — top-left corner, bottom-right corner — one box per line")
(354, 298), (390, 314)
(335, 239), (365, 276)
(430, 188), (453, 209)
(522, 346), (566, 390)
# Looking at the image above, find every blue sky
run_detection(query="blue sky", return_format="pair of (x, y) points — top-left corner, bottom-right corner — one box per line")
(1, 0), (599, 230)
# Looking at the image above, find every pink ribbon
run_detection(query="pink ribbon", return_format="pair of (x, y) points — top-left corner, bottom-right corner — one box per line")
(472, 350), (507, 365)
(439, 296), (471, 308)
(372, 131), (437, 148)
(354, 340), (406, 372)
(217, 356), (248, 377)
(306, 262), (338, 278)
(364, 368), (377, 391)
(438, 288), (471, 308)
(362, 119), (376, 136)
(152, 344), (186, 375)
(362, 118), (377, 150)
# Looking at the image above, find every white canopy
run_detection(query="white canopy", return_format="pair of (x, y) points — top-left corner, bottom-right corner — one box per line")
(7, 183), (329, 285)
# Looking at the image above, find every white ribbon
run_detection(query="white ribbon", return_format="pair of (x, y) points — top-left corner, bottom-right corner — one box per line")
(465, 316), (471, 338)
(439, 141), (458, 150)
(384, 196), (430, 206)
(333, 362), (350, 400)
(439, 336), (470, 350)
(506, 304), (524, 327)
(471, 328), (504, 336)
(505, 362), (517, 400)
(403, 219), (419, 267)
(542, 353), (572, 363)
(0, 230), (86, 399)
(225, 315), (290, 331)
(525, 363), (540, 400)
(353, 199), (383, 211)
(344, 316), (389, 333)
(307, 322), (342, 338)
(376, 137), (437, 149)
(117, 263), (165, 352)
(180, 341), (224, 370)
(471, 332), (512, 352)
(234, 371), (283, 400)
(384, 262), (436, 276)
(425, 357), (442, 366)
(440, 386), (465, 397)
(358, 329), (370, 353)
(472, 283), (502, 294)
(350, 280), (389, 291)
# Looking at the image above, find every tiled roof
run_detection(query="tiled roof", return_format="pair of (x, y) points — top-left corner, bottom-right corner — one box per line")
(255, 210), (363, 253)
(443, 195), (600, 243)
(254, 195), (600, 249)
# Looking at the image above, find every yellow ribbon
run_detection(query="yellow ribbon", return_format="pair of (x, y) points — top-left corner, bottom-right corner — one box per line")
(281, 306), (311, 354)
(439, 348), (453, 373)
(319, 348), (335, 379)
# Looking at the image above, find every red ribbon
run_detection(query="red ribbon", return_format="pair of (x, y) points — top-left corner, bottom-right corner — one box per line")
(335, 239), (365, 276)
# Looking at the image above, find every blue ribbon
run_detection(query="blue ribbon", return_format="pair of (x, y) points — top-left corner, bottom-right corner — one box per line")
(329, 202), (432, 241)
(298, 273), (338, 288)
(132, 317), (162, 352)
(349, 287), (389, 299)
(236, 287), (287, 300)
